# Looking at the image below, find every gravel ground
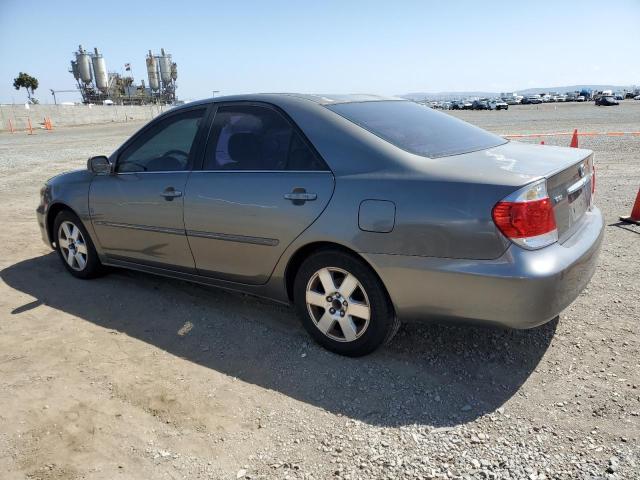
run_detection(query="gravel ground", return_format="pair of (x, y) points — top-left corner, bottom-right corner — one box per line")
(0, 101), (638, 480)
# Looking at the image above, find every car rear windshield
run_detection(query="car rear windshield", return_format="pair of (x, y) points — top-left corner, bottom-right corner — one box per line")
(326, 100), (507, 158)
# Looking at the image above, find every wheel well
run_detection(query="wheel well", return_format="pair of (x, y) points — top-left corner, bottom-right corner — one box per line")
(284, 241), (389, 305)
(46, 203), (73, 247)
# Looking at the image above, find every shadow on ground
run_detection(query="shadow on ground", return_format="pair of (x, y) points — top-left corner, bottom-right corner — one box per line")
(2, 253), (557, 428)
(608, 220), (640, 235)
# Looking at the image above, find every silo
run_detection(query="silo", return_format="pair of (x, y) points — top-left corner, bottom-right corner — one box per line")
(70, 60), (80, 81)
(75, 45), (92, 84)
(92, 48), (108, 92)
(146, 50), (160, 91)
(171, 62), (178, 81)
(158, 48), (172, 85)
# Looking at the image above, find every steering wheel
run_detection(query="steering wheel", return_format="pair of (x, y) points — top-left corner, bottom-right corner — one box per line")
(156, 149), (190, 170)
(119, 161), (148, 172)
(163, 149), (189, 160)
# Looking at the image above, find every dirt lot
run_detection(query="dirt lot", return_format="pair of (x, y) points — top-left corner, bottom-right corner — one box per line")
(0, 101), (639, 480)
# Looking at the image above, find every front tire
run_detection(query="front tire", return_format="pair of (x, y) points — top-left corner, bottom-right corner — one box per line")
(53, 210), (104, 279)
(293, 250), (399, 357)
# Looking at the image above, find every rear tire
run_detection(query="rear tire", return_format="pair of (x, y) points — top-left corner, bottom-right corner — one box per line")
(294, 249), (399, 357)
(53, 210), (105, 279)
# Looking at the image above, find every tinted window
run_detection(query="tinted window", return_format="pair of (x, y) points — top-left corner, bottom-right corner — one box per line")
(117, 108), (205, 173)
(327, 101), (507, 158)
(204, 105), (325, 171)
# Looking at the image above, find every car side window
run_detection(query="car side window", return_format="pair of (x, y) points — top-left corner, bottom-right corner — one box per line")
(117, 108), (206, 173)
(203, 105), (326, 171)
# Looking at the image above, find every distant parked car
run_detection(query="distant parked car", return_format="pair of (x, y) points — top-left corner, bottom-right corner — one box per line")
(491, 99), (509, 110)
(576, 96), (586, 102)
(472, 99), (493, 110)
(634, 95), (640, 100)
(579, 90), (592, 100)
(595, 96), (619, 106)
(521, 95), (543, 105)
(452, 100), (473, 110)
(503, 97), (522, 105)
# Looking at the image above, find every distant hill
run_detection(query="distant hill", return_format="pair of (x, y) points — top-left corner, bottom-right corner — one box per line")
(402, 84), (636, 100)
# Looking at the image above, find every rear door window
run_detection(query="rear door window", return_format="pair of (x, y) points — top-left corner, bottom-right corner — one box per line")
(203, 104), (327, 171)
(327, 100), (507, 158)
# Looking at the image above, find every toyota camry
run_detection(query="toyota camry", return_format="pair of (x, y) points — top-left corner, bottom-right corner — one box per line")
(37, 94), (604, 356)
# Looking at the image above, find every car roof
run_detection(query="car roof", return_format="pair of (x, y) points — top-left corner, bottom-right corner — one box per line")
(170, 93), (406, 112)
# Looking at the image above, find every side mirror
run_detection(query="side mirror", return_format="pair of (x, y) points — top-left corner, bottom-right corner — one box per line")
(88, 155), (112, 175)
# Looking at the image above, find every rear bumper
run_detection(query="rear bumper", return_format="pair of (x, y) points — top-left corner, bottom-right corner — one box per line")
(364, 207), (604, 328)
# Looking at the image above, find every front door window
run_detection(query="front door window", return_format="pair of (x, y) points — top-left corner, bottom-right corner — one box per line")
(117, 109), (206, 173)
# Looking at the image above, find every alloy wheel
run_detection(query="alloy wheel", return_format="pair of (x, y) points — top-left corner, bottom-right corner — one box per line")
(58, 221), (88, 271)
(305, 267), (371, 342)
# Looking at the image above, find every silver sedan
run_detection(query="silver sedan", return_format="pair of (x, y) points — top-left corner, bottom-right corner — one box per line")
(36, 94), (604, 356)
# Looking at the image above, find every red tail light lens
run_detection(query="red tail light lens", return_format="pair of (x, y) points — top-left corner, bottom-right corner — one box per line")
(492, 180), (558, 250)
(492, 198), (557, 238)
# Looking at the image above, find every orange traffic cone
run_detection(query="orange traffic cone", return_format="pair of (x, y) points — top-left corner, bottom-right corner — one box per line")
(569, 129), (579, 148)
(620, 187), (640, 225)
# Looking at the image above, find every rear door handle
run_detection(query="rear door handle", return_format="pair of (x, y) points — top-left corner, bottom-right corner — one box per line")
(161, 187), (182, 200)
(284, 192), (317, 201)
(284, 188), (317, 205)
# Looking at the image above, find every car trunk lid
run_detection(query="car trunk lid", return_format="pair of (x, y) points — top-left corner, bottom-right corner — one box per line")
(415, 141), (595, 243)
(476, 141), (595, 242)
(417, 141), (594, 187)
(546, 153), (594, 242)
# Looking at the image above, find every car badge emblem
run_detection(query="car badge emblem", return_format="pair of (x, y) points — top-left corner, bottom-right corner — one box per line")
(578, 163), (585, 178)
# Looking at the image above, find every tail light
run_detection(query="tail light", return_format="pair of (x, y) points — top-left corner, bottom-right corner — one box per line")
(492, 179), (558, 250)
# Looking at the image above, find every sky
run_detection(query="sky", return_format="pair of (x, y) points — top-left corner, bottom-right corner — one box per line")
(1, 0), (639, 104)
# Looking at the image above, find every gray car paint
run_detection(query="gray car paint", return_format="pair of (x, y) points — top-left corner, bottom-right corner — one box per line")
(89, 172), (196, 270)
(38, 169), (97, 244)
(184, 171), (335, 284)
(363, 207), (603, 326)
(37, 93), (604, 327)
(358, 200), (396, 233)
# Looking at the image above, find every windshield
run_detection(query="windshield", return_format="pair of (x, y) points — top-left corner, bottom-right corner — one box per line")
(327, 100), (507, 158)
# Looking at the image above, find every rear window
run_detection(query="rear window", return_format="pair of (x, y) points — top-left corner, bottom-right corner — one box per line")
(326, 100), (507, 158)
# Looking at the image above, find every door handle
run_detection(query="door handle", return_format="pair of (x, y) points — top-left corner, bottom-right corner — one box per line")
(284, 188), (317, 205)
(161, 187), (182, 201)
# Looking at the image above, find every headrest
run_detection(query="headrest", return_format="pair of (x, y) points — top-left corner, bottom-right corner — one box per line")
(228, 133), (261, 168)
